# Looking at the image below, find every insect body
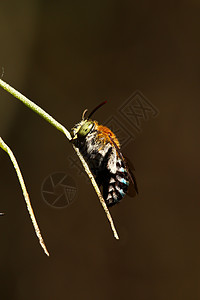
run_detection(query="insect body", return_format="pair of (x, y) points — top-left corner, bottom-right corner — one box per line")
(71, 103), (138, 207)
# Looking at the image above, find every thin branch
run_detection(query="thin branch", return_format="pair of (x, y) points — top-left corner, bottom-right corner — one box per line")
(0, 137), (49, 256)
(0, 78), (119, 240)
(0, 79), (71, 140)
(73, 145), (119, 239)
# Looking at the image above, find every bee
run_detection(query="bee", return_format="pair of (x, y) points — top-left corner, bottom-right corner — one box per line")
(70, 102), (138, 207)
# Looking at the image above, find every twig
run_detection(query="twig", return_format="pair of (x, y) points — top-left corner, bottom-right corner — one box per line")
(73, 145), (119, 239)
(0, 137), (49, 256)
(0, 78), (119, 240)
(0, 79), (71, 140)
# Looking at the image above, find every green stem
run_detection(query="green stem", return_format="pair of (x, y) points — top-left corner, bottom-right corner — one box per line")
(0, 79), (71, 140)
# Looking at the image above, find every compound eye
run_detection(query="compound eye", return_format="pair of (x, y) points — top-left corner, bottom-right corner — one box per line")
(78, 121), (93, 137)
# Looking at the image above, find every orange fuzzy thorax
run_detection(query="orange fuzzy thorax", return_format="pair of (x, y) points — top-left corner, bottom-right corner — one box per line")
(94, 121), (120, 148)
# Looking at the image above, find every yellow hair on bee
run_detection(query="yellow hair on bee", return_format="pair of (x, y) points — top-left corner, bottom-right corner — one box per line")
(94, 121), (120, 148)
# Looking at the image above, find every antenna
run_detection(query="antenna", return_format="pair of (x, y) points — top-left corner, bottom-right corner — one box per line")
(88, 101), (107, 119)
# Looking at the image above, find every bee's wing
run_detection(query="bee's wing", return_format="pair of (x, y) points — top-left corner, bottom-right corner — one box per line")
(108, 135), (138, 196)
(124, 156), (138, 197)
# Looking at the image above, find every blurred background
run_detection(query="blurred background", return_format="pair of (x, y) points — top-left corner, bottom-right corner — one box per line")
(0, 1), (200, 299)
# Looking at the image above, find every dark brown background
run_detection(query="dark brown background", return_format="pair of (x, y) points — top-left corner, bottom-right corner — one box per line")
(0, 1), (200, 299)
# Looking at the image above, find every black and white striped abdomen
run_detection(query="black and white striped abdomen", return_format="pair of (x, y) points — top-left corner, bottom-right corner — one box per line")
(104, 157), (130, 207)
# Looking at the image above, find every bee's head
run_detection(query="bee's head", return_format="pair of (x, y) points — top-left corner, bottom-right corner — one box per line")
(70, 119), (94, 140)
(77, 120), (94, 137)
(70, 101), (107, 141)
